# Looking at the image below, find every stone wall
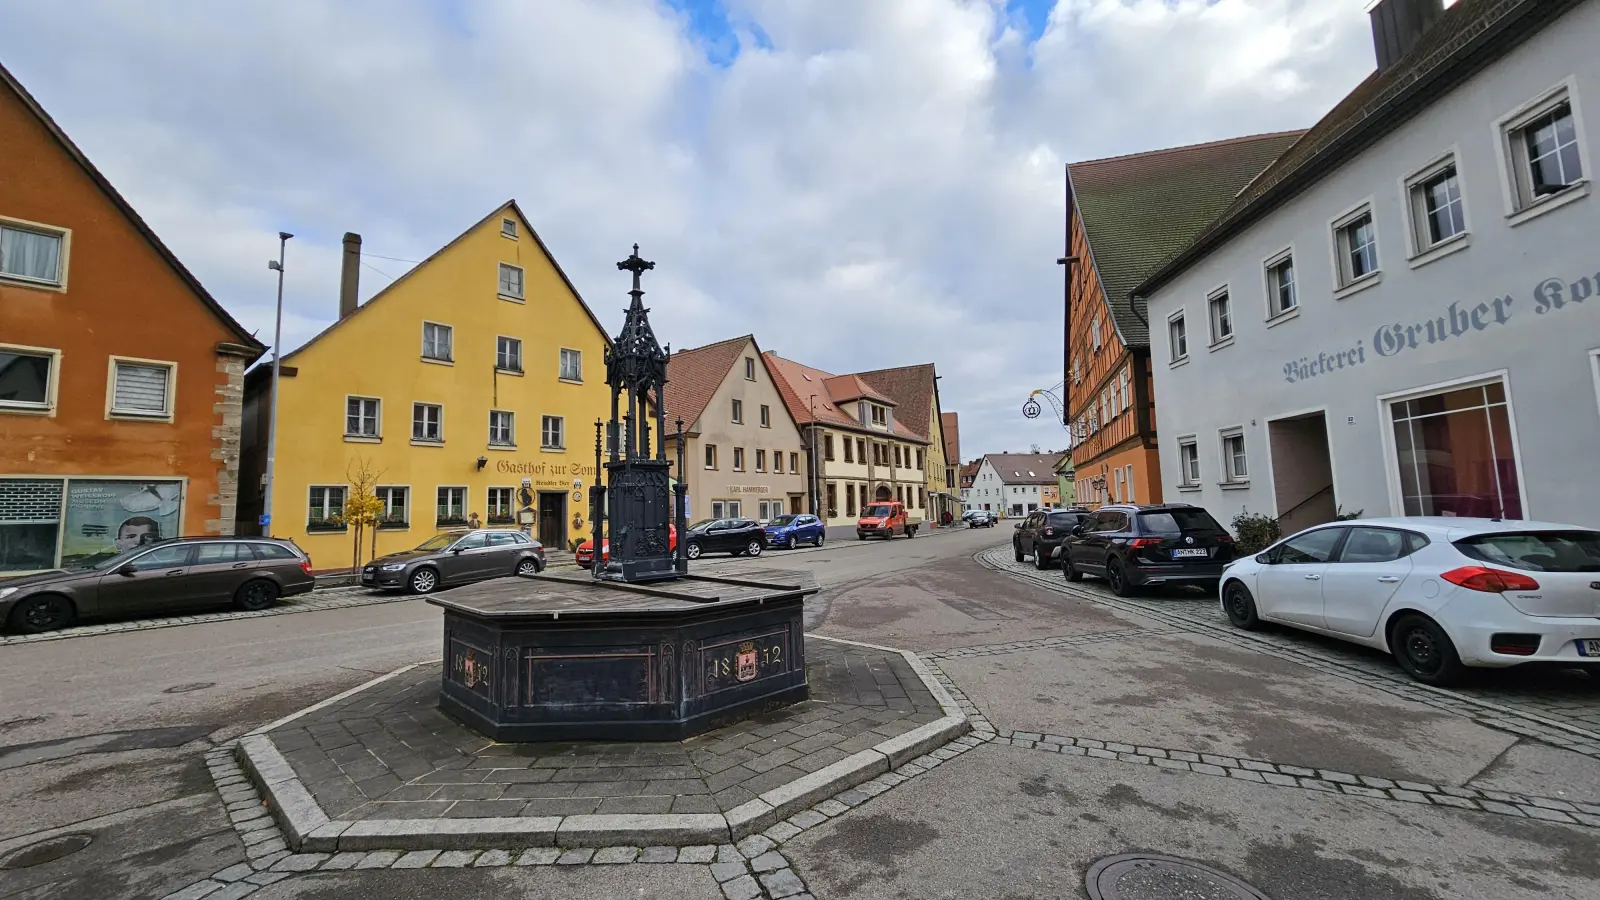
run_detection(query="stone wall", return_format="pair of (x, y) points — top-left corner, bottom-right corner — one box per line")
(207, 350), (250, 535)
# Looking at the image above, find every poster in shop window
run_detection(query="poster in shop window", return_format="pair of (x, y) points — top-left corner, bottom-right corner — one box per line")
(60, 480), (183, 568)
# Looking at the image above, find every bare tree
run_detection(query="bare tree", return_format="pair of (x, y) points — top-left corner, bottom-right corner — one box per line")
(345, 456), (387, 571)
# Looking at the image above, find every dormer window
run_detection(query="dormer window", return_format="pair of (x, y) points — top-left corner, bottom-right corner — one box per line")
(870, 405), (887, 427)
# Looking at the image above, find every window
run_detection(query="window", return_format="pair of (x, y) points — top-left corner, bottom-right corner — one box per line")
(1277, 528), (1344, 564)
(250, 542), (301, 561)
(824, 435), (834, 461)
(559, 348), (582, 382)
(1388, 379), (1521, 518)
(826, 483), (837, 515)
(1120, 369), (1131, 415)
(870, 405), (887, 426)
(486, 487), (514, 523)
(759, 404), (770, 428)
(773, 450), (783, 473)
(412, 403), (442, 442)
(918, 488), (926, 509)
(894, 445), (902, 467)
(710, 501), (725, 519)
(501, 217), (518, 239)
(1334, 207), (1379, 287)
(755, 449), (765, 472)
(437, 487), (466, 526)
(745, 357), (756, 380)
(1178, 439), (1200, 487)
(1408, 160), (1467, 252)
(916, 449), (924, 470)
(1072, 357), (1082, 384)
(1168, 312), (1187, 363)
(857, 439), (865, 463)
(0, 347), (56, 410)
(1220, 428), (1248, 483)
(790, 452), (798, 473)
(345, 396), (380, 438)
(498, 263), (524, 299)
(1113, 468), (1124, 503)
(109, 360), (174, 418)
(1091, 313), (1102, 352)
(844, 438), (854, 463)
(540, 415), (564, 450)
(705, 444), (718, 469)
(308, 486), (346, 529)
(733, 447), (745, 471)
(0, 222), (64, 286)
(376, 486), (408, 527)
(1503, 92), (1585, 211)
(846, 484), (857, 516)
(1266, 251), (1297, 316)
(1207, 289), (1232, 344)
(1124, 464), (1135, 503)
(731, 398), (743, 423)
(1338, 527), (1408, 564)
(496, 336), (522, 372)
(132, 544), (194, 569)
(422, 322), (453, 361)
(489, 410), (515, 446)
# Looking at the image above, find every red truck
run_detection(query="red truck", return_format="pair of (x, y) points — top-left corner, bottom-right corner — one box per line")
(857, 500), (917, 540)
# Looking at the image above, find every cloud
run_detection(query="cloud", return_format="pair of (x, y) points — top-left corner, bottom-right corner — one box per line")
(1, 0), (1377, 458)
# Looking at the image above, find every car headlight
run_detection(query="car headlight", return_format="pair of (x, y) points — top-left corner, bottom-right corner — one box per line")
(0, 586), (17, 600)
(380, 564), (407, 572)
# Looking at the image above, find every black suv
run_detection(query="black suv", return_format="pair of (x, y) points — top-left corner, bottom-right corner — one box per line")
(683, 518), (767, 560)
(1059, 504), (1235, 595)
(1013, 508), (1092, 570)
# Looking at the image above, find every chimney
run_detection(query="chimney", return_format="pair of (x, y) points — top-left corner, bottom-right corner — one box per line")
(1369, 0), (1444, 73)
(339, 232), (362, 320)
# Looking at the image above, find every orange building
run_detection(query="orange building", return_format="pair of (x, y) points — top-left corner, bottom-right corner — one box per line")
(0, 63), (264, 574)
(1063, 133), (1302, 509)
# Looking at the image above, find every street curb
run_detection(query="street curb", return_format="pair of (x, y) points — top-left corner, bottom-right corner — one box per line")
(234, 636), (970, 852)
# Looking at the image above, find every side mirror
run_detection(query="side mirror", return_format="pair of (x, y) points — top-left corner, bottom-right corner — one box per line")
(1256, 552), (1272, 565)
(117, 563), (138, 576)
(1071, 524), (1086, 536)
(451, 547), (465, 554)
(1013, 523), (1022, 530)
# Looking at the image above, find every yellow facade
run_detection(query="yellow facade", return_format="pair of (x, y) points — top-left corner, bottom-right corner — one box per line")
(239, 202), (612, 567)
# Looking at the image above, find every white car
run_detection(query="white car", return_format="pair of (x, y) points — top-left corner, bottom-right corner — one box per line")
(1218, 517), (1600, 685)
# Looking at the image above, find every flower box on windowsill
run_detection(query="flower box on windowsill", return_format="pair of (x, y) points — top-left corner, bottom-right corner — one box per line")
(487, 515), (515, 526)
(436, 516), (468, 528)
(307, 519), (347, 533)
(376, 518), (409, 530)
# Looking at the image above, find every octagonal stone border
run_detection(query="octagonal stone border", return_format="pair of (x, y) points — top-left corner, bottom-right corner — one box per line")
(235, 634), (970, 852)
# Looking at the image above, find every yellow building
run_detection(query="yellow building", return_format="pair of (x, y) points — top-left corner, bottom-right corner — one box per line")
(236, 201), (611, 567)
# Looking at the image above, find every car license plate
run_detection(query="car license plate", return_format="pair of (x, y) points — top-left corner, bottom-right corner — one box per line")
(1172, 549), (1208, 559)
(1578, 639), (1600, 657)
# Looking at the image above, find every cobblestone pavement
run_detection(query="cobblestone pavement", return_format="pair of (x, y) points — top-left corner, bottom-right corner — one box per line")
(978, 547), (1600, 756)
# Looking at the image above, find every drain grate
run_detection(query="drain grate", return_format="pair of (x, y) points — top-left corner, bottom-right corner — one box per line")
(1, 834), (92, 870)
(1087, 854), (1271, 900)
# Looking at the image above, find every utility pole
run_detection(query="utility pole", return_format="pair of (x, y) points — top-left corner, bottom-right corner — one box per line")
(808, 394), (819, 517)
(262, 231), (292, 535)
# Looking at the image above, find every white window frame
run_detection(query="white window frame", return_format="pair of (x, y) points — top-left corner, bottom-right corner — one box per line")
(1090, 313), (1102, 353)
(0, 216), (70, 291)
(103, 356), (177, 422)
(759, 404), (771, 428)
(436, 486), (468, 526)
(344, 394), (381, 441)
(1401, 149), (1471, 267)
(559, 348), (583, 383)
(1329, 199), (1381, 298)
(1206, 285), (1233, 348)
(486, 486), (515, 521)
(495, 335), (523, 373)
(755, 449), (766, 472)
(0, 343), (62, 415)
(501, 217), (518, 240)
(488, 409), (515, 448)
(375, 484), (409, 528)
(412, 402), (443, 444)
(705, 444), (718, 470)
(731, 398), (743, 424)
(307, 484), (347, 528)
(744, 357), (756, 381)
(1124, 464), (1135, 504)
(1120, 368), (1131, 416)
(1262, 246), (1299, 324)
(1218, 426), (1249, 486)
(733, 447), (745, 472)
(540, 415), (565, 450)
(870, 404), (887, 426)
(498, 263), (525, 301)
(1167, 309), (1188, 366)
(421, 321), (453, 364)
(1376, 369), (1529, 519)
(1495, 78), (1591, 224)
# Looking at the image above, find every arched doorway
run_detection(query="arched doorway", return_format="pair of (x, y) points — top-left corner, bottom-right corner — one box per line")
(874, 484), (892, 501)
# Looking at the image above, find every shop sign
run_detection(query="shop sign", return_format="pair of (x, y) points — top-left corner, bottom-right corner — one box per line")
(728, 485), (770, 494)
(495, 459), (597, 489)
(61, 479), (183, 567)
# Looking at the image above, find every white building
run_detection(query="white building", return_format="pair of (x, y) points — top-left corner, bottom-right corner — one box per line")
(1137, 0), (1600, 533)
(973, 453), (1063, 518)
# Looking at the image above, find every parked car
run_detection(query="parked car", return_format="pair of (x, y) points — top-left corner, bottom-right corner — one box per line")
(1013, 507), (1092, 570)
(577, 524), (677, 569)
(858, 501), (917, 540)
(964, 510), (997, 528)
(1219, 518), (1600, 686)
(362, 529), (545, 594)
(683, 519), (767, 560)
(0, 536), (314, 634)
(1059, 503), (1236, 596)
(765, 514), (825, 549)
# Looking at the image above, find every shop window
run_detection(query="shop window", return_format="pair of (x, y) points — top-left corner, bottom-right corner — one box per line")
(1389, 379), (1522, 518)
(0, 478), (63, 571)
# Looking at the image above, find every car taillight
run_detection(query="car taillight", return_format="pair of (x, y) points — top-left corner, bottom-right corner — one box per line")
(1129, 538), (1161, 550)
(1440, 566), (1540, 593)
(1043, 528), (1054, 536)
(1216, 534), (1235, 544)
(299, 559), (313, 576)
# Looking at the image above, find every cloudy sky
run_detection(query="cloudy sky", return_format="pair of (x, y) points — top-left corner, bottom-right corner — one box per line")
(5, 0), (1383, 458)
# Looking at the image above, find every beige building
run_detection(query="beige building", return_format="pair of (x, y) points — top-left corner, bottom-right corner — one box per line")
(856, 365), (961, 526)
(664, 336), (807, 523)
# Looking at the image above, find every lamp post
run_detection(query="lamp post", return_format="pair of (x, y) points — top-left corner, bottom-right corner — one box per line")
(808, 394), (819, 517)
(262, 231), (292, 534)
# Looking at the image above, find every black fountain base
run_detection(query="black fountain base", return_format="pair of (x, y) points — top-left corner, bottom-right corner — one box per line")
(425, 567), (818, 742)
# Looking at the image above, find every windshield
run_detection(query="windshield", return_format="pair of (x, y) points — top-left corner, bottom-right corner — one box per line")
(1455, 531), (1600, 572)
(69, 543), (161, 571)
(414, 533), (458, 552)
(689, 519), (717, 531)
(863, 505), (894, 518)
(1046, 512), (1083, 528)
(1138, 509), (1227, 536)
(769, 516), (799, 527)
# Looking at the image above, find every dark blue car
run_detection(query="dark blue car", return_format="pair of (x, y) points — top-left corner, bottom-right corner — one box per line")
(764, 514), (825, 549)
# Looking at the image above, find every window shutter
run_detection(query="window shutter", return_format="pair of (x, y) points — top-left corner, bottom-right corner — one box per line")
(114, 363), (169, 413)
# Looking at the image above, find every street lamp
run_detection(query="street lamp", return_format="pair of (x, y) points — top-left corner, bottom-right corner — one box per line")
(262, 231), (292, 534)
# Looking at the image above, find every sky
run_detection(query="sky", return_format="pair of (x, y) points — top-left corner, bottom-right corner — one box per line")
(3, 0), (1382, 459)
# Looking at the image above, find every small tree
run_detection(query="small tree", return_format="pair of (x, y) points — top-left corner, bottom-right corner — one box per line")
(1231, 509), (1282, 555)
(1334, 505), (1365, 521)
(345, 456), (386, 571)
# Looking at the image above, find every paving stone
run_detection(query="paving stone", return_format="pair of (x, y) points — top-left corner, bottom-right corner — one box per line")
(1260, 772), (1297, 786)
(1520, 806), (1576, 823)
(1389, 790), (1431, 804)
(1136, 747), (1167, 759)
(1076, 739), (1105, 750)
(1340, 785), (1388, 798)
(788, 810), (828, 830)
(760, 868), (808, 898)
(1086, 748), (1117, 761)
(271, 853), (329, 872)
(1429, 794), (1480, 810)
(717, 844), (745, 864)
(711, 861), (749, 882)
(750, 851), (788, 873)
(1201, 754), (1239, 768)
(1228, 769), (1265, 783)
(1169, 751), (1200, 763)
(1239, 760), (1275, 772)
(1191, 763), (1228, 777)
(515, 848), (563, 866)
(1439, 786), (1479, 799)
(1480, 801), (1526, 817)
(593, 847), (640, 864)
(736, 835), (776, 858)
(245, 872), (292, 886)
(721, 874), (763, 900)
(393, 851), (441, 869)
(212, 864), (255, 883)
(250, 850), (289, 870)
(318, 852), (365, 871)
(355, 851), (401, 869)
(1573, 813), (1600, 827)
(1395, 780), (1438, 793)
(1359, 776), (1396, 789)
(432, 850), (480, 868)
(162, 881), (224, 900)
(1319, 771), (1359, 785)
(764, 822), (803, 843)
(639, 846), (679, 863)
(472, 849), (513, 867)
(1529, 798), (1578, 812)
(557, 849), (595, 865)
(677, 845), (718, 864)
(1152, 758), (1191, 772)
(1104, 742), (1135, 754)
(1299, 779), (1338, 793)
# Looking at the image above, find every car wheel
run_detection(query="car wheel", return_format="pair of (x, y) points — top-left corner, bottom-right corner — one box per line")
(408, 567), (440, 595)
(814, 532), (825, 547)
(1034, 547), (1052, 570)
(7, 594), (75, 634)
(1223, 581), (1261, 630)
(1390, 613), (1465, 686)
(1014, 541), (1025, 562)
(858, 534), (866, 541)
(744, 540), (763, 557)
(1062, 554), (1083, 582)
(234, 579), (280, 612)
(1106, 559), (1137, 597)
(685, 542), (703, 560)
(515, 558), (540, 576)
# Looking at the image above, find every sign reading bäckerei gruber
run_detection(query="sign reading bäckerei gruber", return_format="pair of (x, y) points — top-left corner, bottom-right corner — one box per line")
(1279, 267), (1594, 385)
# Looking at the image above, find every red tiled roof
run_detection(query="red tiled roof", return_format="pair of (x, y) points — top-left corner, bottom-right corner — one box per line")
(763, 352), (924, 441)
(857, 364), (937, 441)
(663, 335), (753, 432)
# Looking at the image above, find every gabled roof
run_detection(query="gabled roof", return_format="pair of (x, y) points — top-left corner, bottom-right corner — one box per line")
(941, 412), (959, 464)
(823, 374), (894, 407)
(283, 200), (610, 363)
(959, 460), (980, 481)
(1137, 0), (1581, 297)
(1069, 130), (1303, 346)
(982, 452), (1068, 486)
(663, 335), (754, 432)
(0, 62), (263, 355)
(763, 352), (925, 442)
(857, 364), (938, 441)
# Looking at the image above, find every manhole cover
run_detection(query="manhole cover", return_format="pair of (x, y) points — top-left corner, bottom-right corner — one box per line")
(1087, 854), (1271, 900)
(162, 682), (215, 694)
(1, 834), (92, 869)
